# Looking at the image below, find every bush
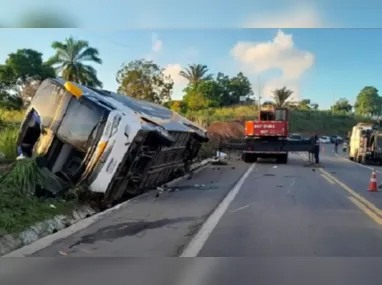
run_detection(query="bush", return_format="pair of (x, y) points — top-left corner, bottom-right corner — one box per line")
(0, 108), (25, 124)
(0, 126), (19, 160)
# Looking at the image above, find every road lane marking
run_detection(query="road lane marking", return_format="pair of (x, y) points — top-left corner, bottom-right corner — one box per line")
(286, 178), (296, 196)
(230, 204), (250, 213)
(348, 196), (382, 225)
(180, 163), (256, 257)
(320, 168), (382, 217)
(320, 173), (335, 184)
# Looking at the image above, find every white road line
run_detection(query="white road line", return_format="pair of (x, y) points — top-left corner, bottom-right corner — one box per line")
(230, 204), (250, 213)
(180, 163), (256, 257)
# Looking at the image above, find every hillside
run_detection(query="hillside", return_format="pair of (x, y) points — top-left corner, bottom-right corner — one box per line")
(186, 105), (373, 141)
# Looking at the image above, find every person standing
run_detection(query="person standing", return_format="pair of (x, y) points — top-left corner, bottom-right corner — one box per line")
(314, 134), (320, 164)
(334, 137), (339, 154)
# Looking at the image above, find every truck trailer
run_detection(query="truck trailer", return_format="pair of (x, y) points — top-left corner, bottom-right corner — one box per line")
(221, 107), (316, 164)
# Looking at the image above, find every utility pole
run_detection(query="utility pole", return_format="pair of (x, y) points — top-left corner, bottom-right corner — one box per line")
(257, 76), (262, 111)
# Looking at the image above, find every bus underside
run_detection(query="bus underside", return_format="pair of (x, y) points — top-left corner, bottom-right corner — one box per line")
(102, 129), (204, 207)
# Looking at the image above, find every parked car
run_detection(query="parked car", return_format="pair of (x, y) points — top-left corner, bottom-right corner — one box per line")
(330, 135), (344, 144)
(289, 133), (303, 141)
(319, 136), (331, 143)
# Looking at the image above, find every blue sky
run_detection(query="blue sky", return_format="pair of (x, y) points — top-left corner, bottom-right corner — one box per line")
(1, 1), (382, 109)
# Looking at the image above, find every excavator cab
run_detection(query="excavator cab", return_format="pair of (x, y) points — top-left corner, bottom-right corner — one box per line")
(259, 107), (288, 122)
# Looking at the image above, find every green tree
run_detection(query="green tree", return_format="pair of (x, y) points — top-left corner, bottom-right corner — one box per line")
(196, 80), (221, 107)
(169, 100), (185, 113)
(311, 103), (319, 110)
(0, 49), (55, 108)
(332, 98), (352, 113)
(228, 72), (254, 105)
(296, 99), (319, 110)
(271, 86), (294, 108)
(0, 49), (55, 92)
(179, 64), (213, 85)
(354, 86), (381, 116)
(47, 36), (103, 87)
(116, 59), (174, 104)
(215, 72), (231, 106)
(184, 88), (209, 111)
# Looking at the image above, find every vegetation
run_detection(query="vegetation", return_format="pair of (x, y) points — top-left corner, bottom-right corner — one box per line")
(0, 126), (19, 160)
(179, 64), (213, 85)
(271, 86), (294, 108)
(116, 59), (173, 104)
(0, 159), (76, 235)
(47, 36), (103, 88)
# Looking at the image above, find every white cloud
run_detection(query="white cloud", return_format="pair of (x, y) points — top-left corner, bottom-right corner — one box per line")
(244, 5), (326, 28)
(146, 33), (163, 61)
(163, 63), (188, 100)
(231, 29), (315, 100)
(151, 32), (163, 52)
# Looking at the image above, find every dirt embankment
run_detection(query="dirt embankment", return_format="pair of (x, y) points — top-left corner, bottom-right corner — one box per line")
(207, 121), (245, 142)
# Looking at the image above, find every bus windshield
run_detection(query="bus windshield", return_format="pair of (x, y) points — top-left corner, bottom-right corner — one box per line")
(57, 98), (108, 152)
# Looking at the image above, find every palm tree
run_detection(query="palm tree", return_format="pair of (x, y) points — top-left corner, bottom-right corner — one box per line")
(47, 36), (103, 88)
(179, 64), (213, 85)
(271, 86), (294, 108)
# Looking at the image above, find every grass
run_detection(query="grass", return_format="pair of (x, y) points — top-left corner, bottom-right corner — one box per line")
(0, 125), (19, 160)
(0, 109), (25, 124)
(0, 108), (81, 237)
(0, 159), (78, 236)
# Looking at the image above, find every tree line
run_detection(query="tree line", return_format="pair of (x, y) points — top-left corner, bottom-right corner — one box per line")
(0, 35), (380, 118)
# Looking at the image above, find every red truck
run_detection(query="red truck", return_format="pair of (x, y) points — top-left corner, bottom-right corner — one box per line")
(223, 107), (315, 164)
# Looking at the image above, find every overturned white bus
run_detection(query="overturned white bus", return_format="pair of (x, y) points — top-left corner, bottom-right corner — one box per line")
(17, 78), (209, 207)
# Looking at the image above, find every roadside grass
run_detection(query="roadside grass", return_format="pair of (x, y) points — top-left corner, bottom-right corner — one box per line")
(0, 158), (78, 237)
(0, 125), (19, 160)
(0, 109), (25, 124)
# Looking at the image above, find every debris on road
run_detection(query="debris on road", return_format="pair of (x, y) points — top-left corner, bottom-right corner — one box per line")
(304, 162), (324, 168)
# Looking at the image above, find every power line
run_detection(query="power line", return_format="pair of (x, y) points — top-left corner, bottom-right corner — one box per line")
(84, 30), (132, 50)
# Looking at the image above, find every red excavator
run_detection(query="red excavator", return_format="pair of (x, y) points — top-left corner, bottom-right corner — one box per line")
(222, 106), (315, 164)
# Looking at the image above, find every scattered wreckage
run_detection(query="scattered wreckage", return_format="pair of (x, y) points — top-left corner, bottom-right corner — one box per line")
(16, 78), (209, 207)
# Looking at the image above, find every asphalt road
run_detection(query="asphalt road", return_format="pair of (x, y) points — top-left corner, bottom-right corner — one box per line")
(3, 150), (382, 284)
(198, 151), (382, 257)
(29, 157), (251, 257)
